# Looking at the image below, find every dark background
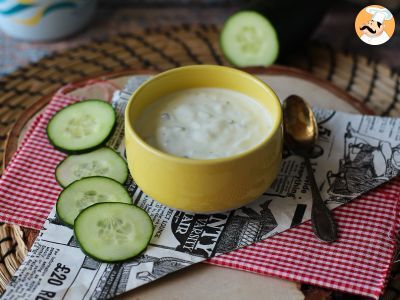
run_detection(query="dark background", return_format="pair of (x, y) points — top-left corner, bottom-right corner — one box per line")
(0, 0), (399, 75)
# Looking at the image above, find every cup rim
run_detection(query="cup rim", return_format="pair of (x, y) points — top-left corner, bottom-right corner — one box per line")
(125, 65), (282, 165)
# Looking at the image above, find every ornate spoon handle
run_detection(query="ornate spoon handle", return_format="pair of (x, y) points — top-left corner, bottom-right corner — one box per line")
(305, 157), (337, 243)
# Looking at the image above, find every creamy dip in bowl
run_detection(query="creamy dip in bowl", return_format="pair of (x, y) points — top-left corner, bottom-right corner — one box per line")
(135, 88), (271, 159)
(125, 65), (283, 213)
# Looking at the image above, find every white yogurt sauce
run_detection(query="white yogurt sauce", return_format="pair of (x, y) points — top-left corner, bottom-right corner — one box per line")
(135, 88), (271, 159)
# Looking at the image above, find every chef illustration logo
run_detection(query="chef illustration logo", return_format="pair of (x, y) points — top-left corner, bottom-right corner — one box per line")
(355, 5), (395, 45)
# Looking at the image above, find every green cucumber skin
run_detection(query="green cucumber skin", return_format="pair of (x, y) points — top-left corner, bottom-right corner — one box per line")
(56, 176), (133, 227)
(74, 203), (154, 263)
(54, 147), (128, 188)
(55, 214), (72, 229)
(55, 212), (73, 229)
(55, 157), (69, 188)
(220, 11), (279, 67)
(46, 99), (116, 155)
(74, 234), (152, 264)
(55, 158), (68, 188)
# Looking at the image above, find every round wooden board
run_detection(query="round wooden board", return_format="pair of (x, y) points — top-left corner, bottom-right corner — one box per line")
(3, 65), (372, 169)
(2, 65), (374, 300)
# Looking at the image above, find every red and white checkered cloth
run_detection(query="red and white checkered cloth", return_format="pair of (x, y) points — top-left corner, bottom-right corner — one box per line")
(0, 89), (399, 299)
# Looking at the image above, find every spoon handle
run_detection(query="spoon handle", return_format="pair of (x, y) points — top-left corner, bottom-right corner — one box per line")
(304, 158), (337, 243)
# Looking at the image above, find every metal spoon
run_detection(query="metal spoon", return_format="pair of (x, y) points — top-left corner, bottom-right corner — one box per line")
(283, 95), (337, 243)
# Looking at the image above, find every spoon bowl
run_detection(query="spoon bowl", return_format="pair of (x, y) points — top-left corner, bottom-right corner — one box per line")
(283, 95), (318, 157)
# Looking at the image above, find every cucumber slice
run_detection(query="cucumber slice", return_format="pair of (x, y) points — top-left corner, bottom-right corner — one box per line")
(56, 177), (132, 227)
(56, 147), (128, 187)
(220, 11), (279, 67)
(47, 100), (116, 153)
(74, 203), (154, 262)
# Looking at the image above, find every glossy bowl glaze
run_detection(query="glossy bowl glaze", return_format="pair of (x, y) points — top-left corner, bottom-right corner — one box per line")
(125, 65), (282, 213)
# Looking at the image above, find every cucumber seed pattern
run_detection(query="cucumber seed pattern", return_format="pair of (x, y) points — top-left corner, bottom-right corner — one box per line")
(73, 161), (110, 179)
(97, 217), (133, 244)
(236, 26), (261, 54)
(77, 191), (111, 211)
(65, 115), (97, 138)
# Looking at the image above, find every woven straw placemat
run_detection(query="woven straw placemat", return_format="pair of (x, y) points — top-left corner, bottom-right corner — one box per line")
(1, 24), (400, 298)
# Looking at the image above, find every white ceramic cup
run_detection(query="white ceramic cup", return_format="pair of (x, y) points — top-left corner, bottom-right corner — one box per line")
(0, 0), (97, 41)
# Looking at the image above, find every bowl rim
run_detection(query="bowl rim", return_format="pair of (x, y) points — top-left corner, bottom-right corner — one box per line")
(125, 65), (282, 165)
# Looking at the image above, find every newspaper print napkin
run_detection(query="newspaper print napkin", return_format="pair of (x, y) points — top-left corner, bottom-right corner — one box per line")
(1, 76), (400, 299)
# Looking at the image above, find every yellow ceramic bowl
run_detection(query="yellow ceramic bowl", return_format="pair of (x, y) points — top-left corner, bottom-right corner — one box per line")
(125, 65), (282, 213)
